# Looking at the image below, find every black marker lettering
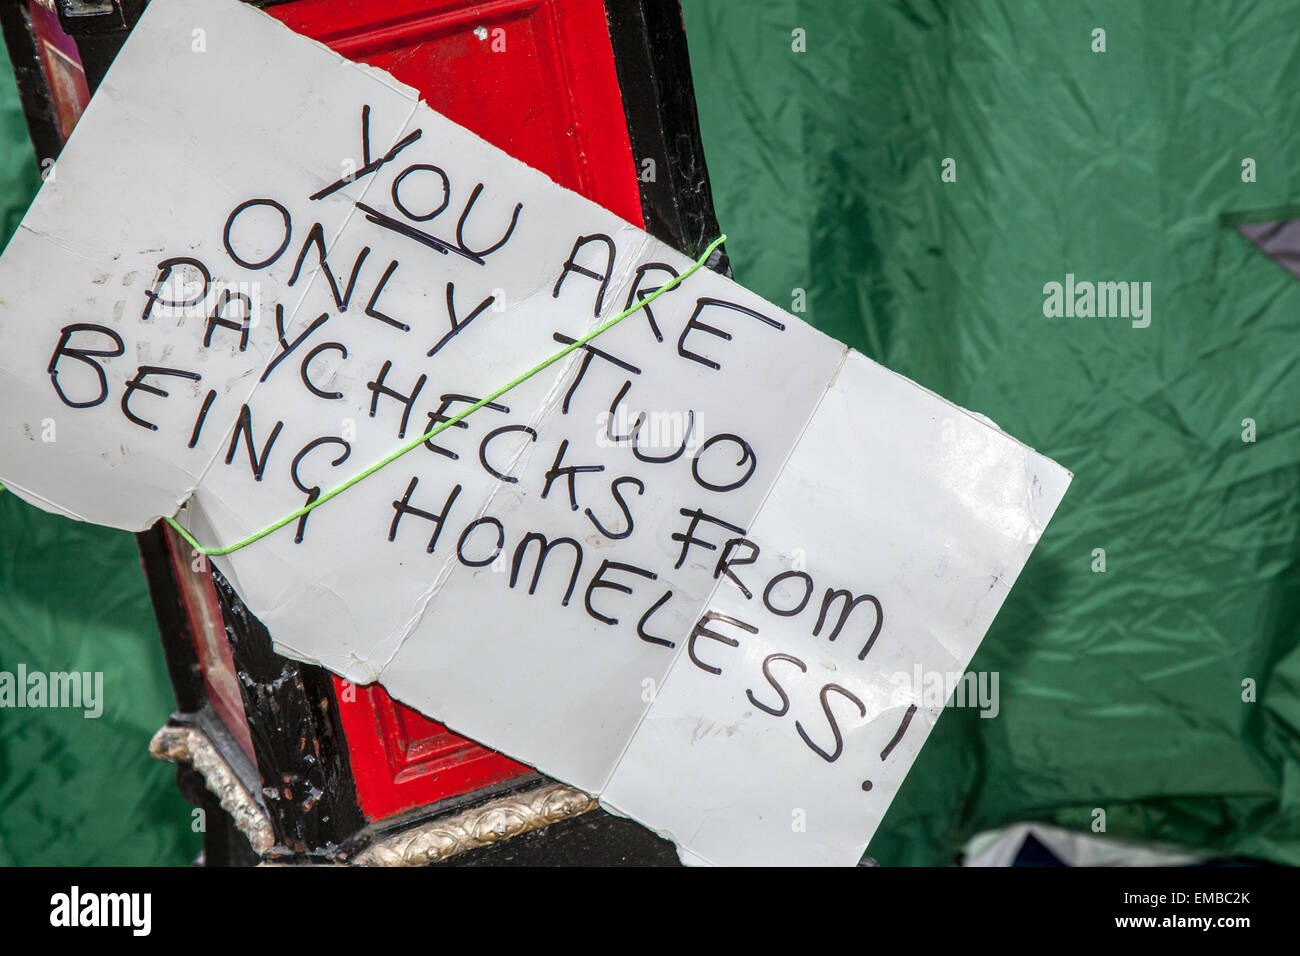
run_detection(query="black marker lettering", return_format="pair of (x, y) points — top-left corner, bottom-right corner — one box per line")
(427, 282), (495, 357)
(224, 404), (283, 481)
(796, 683), (866, 763)
(188, 389), (217, 448)
(364, 260), (407, 331)
(290, 437), (351, 544)
(310, 105), (423, 201)
(456, 516), (505, 568)
(814, 589), (884, 661)
(390, 163), (450, 222)
(677, 297), (785, 371)
(714, 537), (760, 599)
(604, 380), (643, 443)
(203, 289), (252, 352)
(301, 342), (347, 400)
(355, 202), (466, 260)
(288, 222), (370, 312)
(637, 590), (676, 648)
(48, 324), (124, 408)
(632, 408), (694, 463)
(687, 611), (756, 676)
(623, 262), (680, 342)
(552, 332), (640, 414)
(541, 438), (603, 509)
(388, 476), (461, 553)
(223, 199), (291, 270)
(691, 432), (756, 492)
(367, 360), (426, 438)
(511, 532), (583, 606)
(479, 423), (537, 483)
(141, 257), (210, 322)
(120, 366), (201, 431)
(584, 476), (644, 540)
(746, 653), (807, 717)
(671, 507), (747, 570)
(262, 305), (329, 382)
(763, 570), (814, 617)
(422, 393), (509, 460)
(880, 704), (918, 761)
(456, 183), (522, 261)
(552, 234), (615, 316)
(584, 559), (657, 626)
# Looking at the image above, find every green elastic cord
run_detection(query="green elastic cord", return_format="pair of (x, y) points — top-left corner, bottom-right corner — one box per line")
(166, 234), (727, 556)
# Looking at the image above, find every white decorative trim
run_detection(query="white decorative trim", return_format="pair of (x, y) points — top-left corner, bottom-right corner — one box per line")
(353, 782), (597, 866)
(149, 723), (276, 855)
(151, 723), (595, 864)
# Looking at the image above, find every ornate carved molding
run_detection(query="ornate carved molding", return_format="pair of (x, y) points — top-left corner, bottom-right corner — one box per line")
(353, 782), (597, 866)
(149, 723), (276, 855)
(151, 722), (596, 865)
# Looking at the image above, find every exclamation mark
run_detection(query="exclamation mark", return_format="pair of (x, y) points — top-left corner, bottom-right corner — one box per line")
(862, 704), (918, 793)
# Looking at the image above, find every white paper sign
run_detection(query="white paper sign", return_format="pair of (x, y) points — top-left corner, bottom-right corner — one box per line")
(0, 0), (1071, 865)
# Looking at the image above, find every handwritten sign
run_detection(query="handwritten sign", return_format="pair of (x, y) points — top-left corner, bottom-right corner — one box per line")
(0, 0), (1070, 865)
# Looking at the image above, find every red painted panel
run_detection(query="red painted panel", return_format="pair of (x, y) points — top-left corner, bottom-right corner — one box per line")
(160, 526), (258, 768)
(27, 0), (90, 143)
(266, 0), (642, 820)
(268, 0), (643, 225)
(332, 681), (533, 820)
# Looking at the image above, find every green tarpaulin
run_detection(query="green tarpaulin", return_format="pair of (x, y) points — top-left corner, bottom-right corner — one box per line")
(683, 0), (1300, 865)
(1, 0), (1298, 865)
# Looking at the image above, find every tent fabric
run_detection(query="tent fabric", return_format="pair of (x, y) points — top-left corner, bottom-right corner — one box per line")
(1, 1), (1299, 865)
(963, 823), (1204, 868)
(1237, 218), (1300, 282)
(681, 0), (1300, 865)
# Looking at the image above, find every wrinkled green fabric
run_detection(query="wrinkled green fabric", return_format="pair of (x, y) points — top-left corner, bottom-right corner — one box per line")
(683, 0), (1300, 864)
(0, 38), (196, 865)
